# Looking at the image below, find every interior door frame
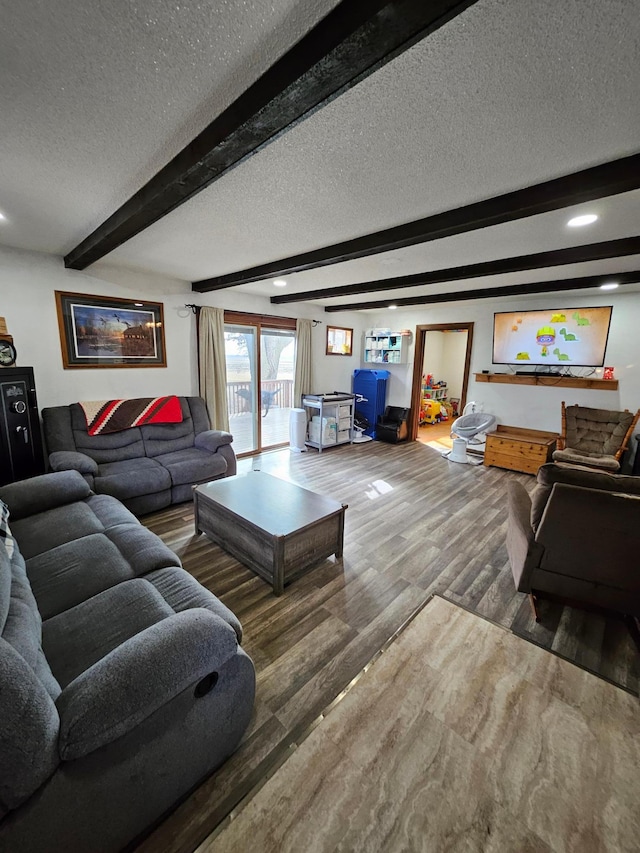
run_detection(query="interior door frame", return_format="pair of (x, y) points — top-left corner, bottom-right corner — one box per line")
(409, 322), (474, 441)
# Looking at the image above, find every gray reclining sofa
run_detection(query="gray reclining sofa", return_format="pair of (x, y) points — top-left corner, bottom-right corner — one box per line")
(0, 470), (255, 853)
(42, 396), (235, 515)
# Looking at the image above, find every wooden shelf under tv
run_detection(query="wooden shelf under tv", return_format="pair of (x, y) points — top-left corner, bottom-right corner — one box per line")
(474, 373), (618, 390)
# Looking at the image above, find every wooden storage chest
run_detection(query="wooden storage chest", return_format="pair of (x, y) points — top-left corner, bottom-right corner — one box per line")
(484, 425), (558, 475)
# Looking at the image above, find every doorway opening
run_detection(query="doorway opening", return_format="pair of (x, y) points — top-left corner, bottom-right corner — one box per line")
(409, 323), (474, 446)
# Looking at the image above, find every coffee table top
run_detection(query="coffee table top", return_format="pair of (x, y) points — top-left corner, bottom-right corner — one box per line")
(195, 472), (345, 536)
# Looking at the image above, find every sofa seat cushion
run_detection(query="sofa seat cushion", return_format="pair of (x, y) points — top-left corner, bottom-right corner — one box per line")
(552, 448), (620, 471)
(145, 567), (242, 641)
(26, 534), (136, 620)
(154, 447), (227, 487)
(94, 458), (171, 500)
(43, 579), (173, 688)
(10, 503), (104, 561)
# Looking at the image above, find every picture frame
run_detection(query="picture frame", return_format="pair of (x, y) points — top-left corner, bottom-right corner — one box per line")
(326, 325), (353, 356)
(55, 291), (167, 369)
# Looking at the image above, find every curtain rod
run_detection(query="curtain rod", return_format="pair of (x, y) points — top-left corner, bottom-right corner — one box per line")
(184, 303), (200, 314)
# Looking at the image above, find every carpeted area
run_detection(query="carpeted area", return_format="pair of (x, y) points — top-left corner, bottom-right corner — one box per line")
(200, 596), (639, 853)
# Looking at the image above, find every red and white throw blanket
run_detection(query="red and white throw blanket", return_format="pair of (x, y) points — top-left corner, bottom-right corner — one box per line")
(79, 396), (183, 436)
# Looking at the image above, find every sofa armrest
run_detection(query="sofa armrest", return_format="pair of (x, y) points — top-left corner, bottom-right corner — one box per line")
(56, 609), (238, 760)
(49, 450), (99, 476)
(506, 482), (539, 592)
(0, 471), (92, 521)
(195, 430), (233, 453)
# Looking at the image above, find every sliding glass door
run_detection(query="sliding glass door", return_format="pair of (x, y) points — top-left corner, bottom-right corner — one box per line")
(224, 313), (295, 456)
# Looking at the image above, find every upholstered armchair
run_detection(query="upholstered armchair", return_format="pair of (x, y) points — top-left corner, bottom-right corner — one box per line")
(507, 462), (640, 622)
(376, 406), (410, 444)
(552, 402), (639, 472)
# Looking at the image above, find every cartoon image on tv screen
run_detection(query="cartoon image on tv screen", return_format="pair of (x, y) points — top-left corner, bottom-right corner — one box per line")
(493, 306), (612, 367)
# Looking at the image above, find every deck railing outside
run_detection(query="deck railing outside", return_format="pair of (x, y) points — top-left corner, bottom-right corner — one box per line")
(227, 379), (294, 416)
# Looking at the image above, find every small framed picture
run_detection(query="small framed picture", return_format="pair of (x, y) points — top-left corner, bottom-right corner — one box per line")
(55, 291), (167, 369)
(326, 326), (353, 356)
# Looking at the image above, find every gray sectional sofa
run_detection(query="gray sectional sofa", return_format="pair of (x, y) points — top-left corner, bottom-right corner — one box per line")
(42, 396), (236, 515)
(0, 470), (255, 853)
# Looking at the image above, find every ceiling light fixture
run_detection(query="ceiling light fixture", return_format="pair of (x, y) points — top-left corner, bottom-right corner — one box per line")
(0, 212), (6, 222)
(134, 302), (144, 306)
(567, 213), (598, 227)
(599, 282), (619, 290)
(273, 279), (287, 288)
(388, 304), (397, 310)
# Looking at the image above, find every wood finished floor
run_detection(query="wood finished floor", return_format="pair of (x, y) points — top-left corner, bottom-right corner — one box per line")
(136, 440), (639, 853)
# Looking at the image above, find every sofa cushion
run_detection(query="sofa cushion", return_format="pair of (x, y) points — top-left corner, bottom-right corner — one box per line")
(531, 462), (640, 531)
(141, 398), (196, 457)
(0, 471), (92, 522)
(155, 447), (227, 487)
(70, 404), (146, 463)
(94, 457), (171, 500)
(10, 502), (104, 560)
(145, 566), (243, 641)
(564, 405), (634, 456)
(552, 448), (620, 471)
(26, 533), (136, 620)
(43, 579), (174, 689)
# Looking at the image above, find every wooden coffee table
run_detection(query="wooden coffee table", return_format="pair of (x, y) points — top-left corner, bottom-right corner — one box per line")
(194, 472), (347, 595)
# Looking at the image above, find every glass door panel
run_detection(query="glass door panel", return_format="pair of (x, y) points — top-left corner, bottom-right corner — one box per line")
(225, 325), (258, 455)
(260, 329), (295, 449)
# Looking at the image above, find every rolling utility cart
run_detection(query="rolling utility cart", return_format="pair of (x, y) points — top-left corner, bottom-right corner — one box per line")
(302, 393), (355, 453)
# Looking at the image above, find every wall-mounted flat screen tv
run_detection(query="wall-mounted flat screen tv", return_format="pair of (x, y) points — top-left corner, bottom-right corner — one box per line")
(493, 306), (612, 367)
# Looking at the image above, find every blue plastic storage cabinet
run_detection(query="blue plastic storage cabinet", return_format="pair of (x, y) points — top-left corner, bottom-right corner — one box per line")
(353, 369), (390, 439)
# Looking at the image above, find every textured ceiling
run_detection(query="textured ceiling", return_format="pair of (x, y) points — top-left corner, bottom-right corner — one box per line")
(1, 0), (639, 311)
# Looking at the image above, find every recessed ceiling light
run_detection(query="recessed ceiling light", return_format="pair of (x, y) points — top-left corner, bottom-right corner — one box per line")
(567, 213), (598, 227)
(0, 212), (6, 222)
(599, 282), (619, 290)
(273, 279), (287, 288)
(388, 304), (397, 310)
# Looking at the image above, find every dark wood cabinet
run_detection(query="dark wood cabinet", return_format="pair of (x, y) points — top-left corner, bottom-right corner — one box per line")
(0, 367), (45, 486)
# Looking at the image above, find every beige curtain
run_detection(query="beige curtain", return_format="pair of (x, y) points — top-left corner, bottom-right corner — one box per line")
(293, 319), (312, 405)
(198, 306), (229, 431)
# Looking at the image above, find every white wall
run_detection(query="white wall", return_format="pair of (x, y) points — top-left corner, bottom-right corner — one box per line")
(442, 331), (468, 400)
(0, 246), (195, 409)
(423, 331), (444, 382)
(365, 291), (640, 435)
(0, 246), (366, 410)
(197, 288), (366, 399)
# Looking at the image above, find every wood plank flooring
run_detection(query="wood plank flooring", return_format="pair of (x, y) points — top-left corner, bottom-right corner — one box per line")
(136, 440), (639, 853)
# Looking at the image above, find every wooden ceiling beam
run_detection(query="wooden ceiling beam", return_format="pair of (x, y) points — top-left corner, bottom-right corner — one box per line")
(270, 236), (640, 303)
(193, 153), (640, 291)
(65, 0), (480, 270)
(322, 270), (640, 311)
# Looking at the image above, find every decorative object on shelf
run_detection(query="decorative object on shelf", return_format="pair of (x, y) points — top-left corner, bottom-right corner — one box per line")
(364, 331), (408, 363)
(326, 325), (353, 356)
(0, 316), (17, 367)
(0, 338), (17, 367)
(603, 366), (615, 380)
(55, 291), (167, 369)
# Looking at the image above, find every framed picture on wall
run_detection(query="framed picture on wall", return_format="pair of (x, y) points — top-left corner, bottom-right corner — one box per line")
(326, 325), (353, 356)
(55, 291), (167, 369)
